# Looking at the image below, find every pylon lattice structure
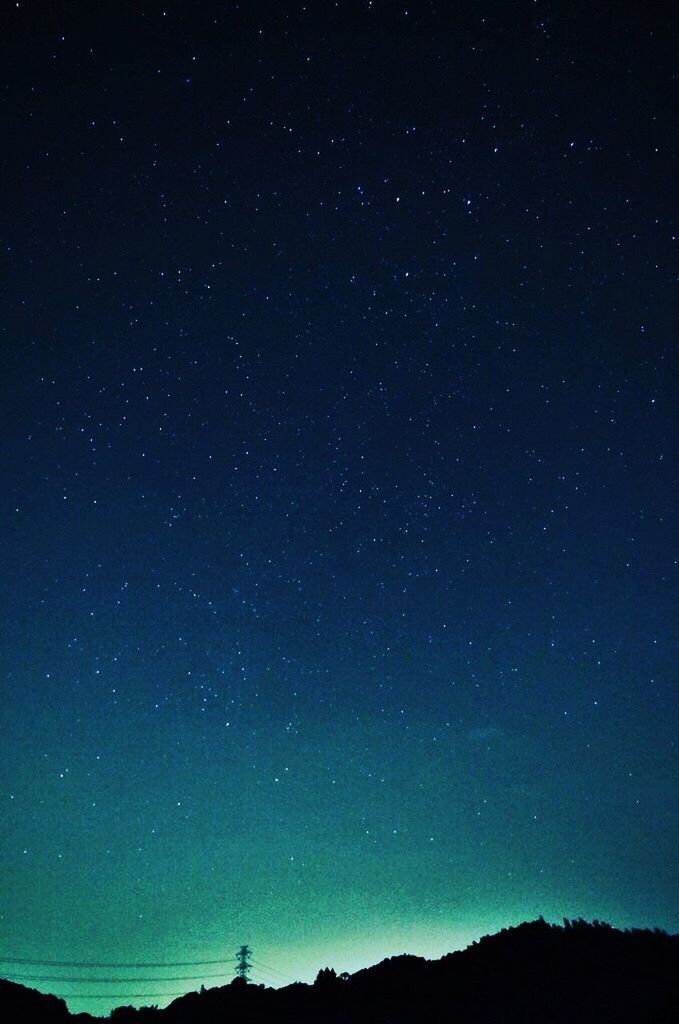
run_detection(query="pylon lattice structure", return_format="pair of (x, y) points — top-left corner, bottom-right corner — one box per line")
(235, 945), (252, 982)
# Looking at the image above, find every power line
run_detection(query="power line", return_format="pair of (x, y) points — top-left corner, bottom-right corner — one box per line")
(249, 968), (289, 987)
(250, 966), (278, 978)
(250, 971), (285, 986)
(1, 948), (290, 996)
(0, 957), (233, 968)
(3, 971), (234, 983)
(55, 991), (190, 999)
(249, 971), (280, 987)
(251, 957), (286, 972)
(250, 957), (288, 978)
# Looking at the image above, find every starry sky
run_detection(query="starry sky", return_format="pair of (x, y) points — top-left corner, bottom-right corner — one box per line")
(1, 0), (677, 1016)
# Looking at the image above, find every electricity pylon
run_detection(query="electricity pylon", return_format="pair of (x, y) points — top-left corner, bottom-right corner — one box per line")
(235, 944), (252, 982)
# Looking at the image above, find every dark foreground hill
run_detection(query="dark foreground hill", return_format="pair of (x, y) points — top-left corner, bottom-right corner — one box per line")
(3, 918), (678, 1023)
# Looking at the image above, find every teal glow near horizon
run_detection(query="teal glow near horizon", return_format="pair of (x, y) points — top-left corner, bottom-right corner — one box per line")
(4, 710), (676, 1014)
(5, 906), (670, 1018)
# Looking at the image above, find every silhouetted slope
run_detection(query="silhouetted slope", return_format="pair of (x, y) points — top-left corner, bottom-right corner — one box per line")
(4, 920), (679, 1023)
(0, 978), (77, 1023)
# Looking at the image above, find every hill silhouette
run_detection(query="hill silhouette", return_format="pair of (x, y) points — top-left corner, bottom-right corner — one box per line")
(3, 918), (678, 1023)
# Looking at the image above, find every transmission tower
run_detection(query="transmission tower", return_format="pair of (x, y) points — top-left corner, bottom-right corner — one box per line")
(235, 945), (252, 982)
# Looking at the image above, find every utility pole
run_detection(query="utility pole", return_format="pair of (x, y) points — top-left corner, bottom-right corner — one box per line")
(235, 944), (252, 982)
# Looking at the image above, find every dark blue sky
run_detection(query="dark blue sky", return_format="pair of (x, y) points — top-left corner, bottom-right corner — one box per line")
(1, 1), (677, 1015)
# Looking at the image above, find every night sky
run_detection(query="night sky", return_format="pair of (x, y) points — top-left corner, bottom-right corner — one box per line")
(1, 1), (677, 1016)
